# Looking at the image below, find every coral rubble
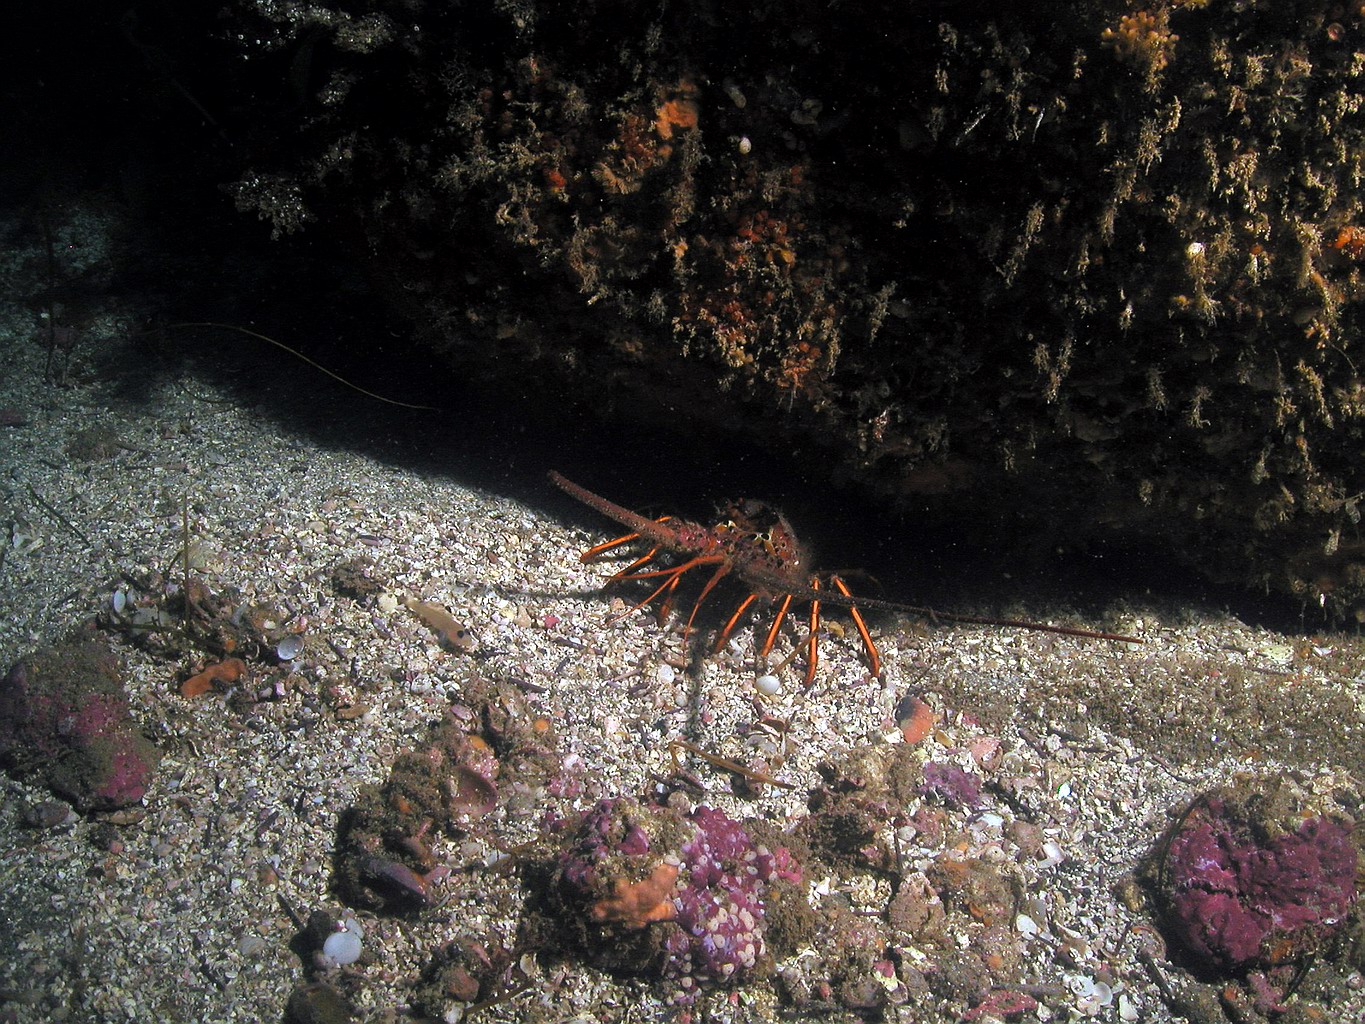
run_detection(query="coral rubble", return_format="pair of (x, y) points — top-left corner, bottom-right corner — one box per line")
(552, 797), (800, 1001)
(335, 678), (557, 910)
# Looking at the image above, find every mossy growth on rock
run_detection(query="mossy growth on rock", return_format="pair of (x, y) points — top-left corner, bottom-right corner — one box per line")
(225, 0), (1365, 616)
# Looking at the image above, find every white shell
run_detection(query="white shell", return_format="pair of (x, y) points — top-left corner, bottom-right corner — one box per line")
(322, 928), (362, 965)
(1037, 840), (1066, 869)
(754, 673), (781, 696)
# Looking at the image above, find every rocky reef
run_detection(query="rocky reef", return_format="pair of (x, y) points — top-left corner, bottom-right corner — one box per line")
(220, 0), (1365, 611)
(551, 797), (801, 1002)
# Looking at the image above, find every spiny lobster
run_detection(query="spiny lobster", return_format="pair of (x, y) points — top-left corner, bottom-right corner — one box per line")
(550, 471), (1140, 686)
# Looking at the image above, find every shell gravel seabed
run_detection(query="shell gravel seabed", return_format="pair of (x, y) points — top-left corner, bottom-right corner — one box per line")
(0, 314), (1362, 1017)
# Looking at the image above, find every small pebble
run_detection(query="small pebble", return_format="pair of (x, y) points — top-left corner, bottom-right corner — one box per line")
(21, 800), (76, 829)
(754, 673), (781, 696)
(321, 928), (362, 966)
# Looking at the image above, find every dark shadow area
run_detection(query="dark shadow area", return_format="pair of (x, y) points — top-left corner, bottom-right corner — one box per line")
(7, 169), (1327, 640)
(125, 242), (1327, 640)
(1, 1), (1335, 641)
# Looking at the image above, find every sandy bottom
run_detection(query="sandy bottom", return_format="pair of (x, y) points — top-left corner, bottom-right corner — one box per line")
(0, 204), (1361, 1024)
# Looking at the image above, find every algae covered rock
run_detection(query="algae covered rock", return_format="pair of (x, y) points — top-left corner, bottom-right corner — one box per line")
(224, 0), (1365, 615)
(1150, 773), (1361, 977)
(0, 640), (160, 812)
(552, 798), (803, 1002)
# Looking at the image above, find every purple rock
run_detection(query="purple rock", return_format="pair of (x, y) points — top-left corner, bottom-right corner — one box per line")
(555, 798), (803, 1002)
(1161, 792), (1358, 973)
(0, 641), (160, 812)
(919, 760), (983, 809)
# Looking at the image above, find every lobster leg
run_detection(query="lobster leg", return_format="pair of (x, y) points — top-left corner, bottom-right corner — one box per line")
(760, 594), (796, 658)
(581, 516), (675, 563)
(606, 555), (727, 624)
(581, 531), (641, 561)
(658, 572), (683, 621)
(611, 554), (725, 585)
(804, 578), (821, 688)
(714, 593), (761, 653)
(830, 575), (880, 678)
(684, 562), (733, 638)
(606, 548), (660, 583)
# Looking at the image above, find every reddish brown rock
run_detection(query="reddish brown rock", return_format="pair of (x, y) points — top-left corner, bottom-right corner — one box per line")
(0, 640), (160, 812)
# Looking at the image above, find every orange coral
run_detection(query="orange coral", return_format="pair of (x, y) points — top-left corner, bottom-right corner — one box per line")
(588, 862), (679, 929)
(735, 210), (797, 266)
(655, 81), (699, 141)
(777, 340), (825, 398)
(654, 80), (700, 162)
(1101, 7), (1179, 86)
(1331, 225), (1365, 259)
(543, 166), (568, 193)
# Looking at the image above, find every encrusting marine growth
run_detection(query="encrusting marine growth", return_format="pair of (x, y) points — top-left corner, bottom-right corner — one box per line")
(554, 798), (801, 1003)
(1151, 774), (1360, 997)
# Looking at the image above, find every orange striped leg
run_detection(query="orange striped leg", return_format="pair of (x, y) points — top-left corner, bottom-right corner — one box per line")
(831, 575), (880, 678)
(605, 555), (724, 623)
(582, 532), (641, 561)
(683, 563), (732, 638)
(580, 515), (675, 562)
(804, 578), (822, 687)
(657, 572), (683, 621)
(607, 548), (659, 582)
(714, 593), (761, 652)
(759, 594), (796, 658)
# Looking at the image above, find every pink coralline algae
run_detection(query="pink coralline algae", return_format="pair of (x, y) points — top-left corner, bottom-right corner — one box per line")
(1161, 793), (1358, 973)
(919, 760), (984, 810)
(555, 799), (801, 1000)
(0, 641), (160, 812)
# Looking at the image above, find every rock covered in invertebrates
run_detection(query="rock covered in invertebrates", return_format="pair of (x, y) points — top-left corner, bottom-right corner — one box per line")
(0, 640), (160, 812)
(1152, 774), (1360, 975)
(335, 675), (566, 909)
(552, 797), (803, 1000)
(662, 804), (802, 994)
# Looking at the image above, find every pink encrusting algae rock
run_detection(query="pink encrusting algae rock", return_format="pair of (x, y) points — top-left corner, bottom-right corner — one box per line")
(1160, 785), (1359, 974)
(555, 798), (802, 1002)
(0, 640), (160, 812)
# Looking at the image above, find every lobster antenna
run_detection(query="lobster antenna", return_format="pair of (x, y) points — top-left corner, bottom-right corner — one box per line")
(166, 322), (441, 411)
